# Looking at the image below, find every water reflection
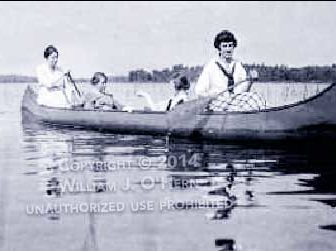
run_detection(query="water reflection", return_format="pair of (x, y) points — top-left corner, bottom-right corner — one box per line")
(21, 117), (336, 250)
(165, 137), (336, 248)
(215, 238), (237, 251)
(22, 120), (171, 250)
(166, 139), (273, 223)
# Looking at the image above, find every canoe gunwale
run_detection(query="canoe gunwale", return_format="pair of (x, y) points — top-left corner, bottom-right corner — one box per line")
(24, 83), (335, 115)
(23, 86), (167, 114)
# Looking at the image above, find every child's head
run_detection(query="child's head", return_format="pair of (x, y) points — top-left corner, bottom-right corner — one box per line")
(91, 72), (108, 92)
(171, 72), (190, 91)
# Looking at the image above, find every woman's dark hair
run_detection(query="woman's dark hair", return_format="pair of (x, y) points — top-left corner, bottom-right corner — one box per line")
(43, 45), (58, 59)
(171, 71), (190, 91)
(214, 30), (238, 49)
(175, 75), (190, 91)
(91, 72), (108, 85)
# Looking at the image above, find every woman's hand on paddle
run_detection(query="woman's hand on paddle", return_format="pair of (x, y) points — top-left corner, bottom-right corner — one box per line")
(63, 68), (71, 74)
(210, 69), (259, 97)
(64, 70), (72, 78)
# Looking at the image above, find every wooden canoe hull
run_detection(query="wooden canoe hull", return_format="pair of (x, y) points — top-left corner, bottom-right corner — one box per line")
(21, 84), (336, 141)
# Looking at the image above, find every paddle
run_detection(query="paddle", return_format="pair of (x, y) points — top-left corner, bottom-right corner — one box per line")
(62, 71), (85, 107)
(206, 69), (259, 100)
(64, 71), (82, 97)
(175, 69), (259, 113)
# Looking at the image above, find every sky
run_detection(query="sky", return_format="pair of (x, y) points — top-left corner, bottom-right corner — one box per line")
(0, 1), (336, 77)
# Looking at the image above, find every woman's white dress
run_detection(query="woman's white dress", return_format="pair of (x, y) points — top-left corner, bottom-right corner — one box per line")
(36, 63), (70, 108)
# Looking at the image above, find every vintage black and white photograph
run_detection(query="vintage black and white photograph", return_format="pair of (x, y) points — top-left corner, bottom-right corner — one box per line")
(1, 1), (336, 251)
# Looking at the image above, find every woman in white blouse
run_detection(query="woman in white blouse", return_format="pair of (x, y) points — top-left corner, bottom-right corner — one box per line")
(36, 45), (72, 107)
(194, 30), (250, 98)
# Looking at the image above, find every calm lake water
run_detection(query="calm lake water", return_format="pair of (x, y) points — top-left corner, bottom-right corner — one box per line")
(1, 82), (336, 251)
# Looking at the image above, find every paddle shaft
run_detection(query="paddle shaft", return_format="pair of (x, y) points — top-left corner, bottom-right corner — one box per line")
(213, 77), (255, 98)
(65, 72), (81, 97)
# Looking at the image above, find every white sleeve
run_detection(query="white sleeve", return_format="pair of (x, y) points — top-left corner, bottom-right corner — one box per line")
(194, 64), (210, 97)
(234, 62), (249, 93)
(36, 65), (50, 87)
(236, 62), (247, 82)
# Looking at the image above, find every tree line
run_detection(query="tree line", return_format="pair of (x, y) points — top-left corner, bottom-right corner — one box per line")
(1, 63), (336, 83)
(128, 63), (336, 83)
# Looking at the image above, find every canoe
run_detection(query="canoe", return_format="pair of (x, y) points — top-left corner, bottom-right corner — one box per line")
(21, 84), (336, 141)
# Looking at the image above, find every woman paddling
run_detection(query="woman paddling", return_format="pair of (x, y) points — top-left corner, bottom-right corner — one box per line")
(195, 30), (249, 98)
(195, 30), (265, 111)
(36, 45), (79, 108)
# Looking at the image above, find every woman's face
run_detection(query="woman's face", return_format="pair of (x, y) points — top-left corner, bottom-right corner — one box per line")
(219, 42), (235, 60)
(47, 52), (58, 68)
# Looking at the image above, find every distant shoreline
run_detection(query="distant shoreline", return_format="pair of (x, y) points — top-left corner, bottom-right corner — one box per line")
(1, 63), (335, 83)
(0, 75), (37, 83)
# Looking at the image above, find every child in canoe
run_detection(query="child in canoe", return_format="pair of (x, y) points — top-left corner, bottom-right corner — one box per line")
(83, 72), (124, 110)
(137, 72), (190, 111)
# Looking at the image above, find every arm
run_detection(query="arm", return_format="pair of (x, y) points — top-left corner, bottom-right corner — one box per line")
(233, 62), (250, 94)
(136, 90), (157, 110)
(194, 64), (210, 98)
